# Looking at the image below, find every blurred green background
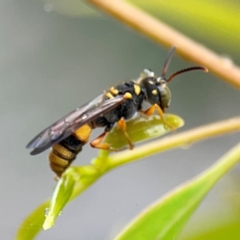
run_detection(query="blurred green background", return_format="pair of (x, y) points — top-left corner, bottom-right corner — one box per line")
(1, 0), (240, 239)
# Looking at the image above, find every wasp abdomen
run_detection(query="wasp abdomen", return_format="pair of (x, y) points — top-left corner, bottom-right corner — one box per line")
(49, 144), (76, 177)
(49, 124), (92, 177)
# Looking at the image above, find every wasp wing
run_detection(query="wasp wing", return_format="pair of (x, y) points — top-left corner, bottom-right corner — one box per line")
(26, 94), (125, 155)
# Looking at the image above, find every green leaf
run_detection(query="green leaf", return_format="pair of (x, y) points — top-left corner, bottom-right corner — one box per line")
(43, 168), (76, 230)
(15, 201), (50, 240)
(115, 142), (240, 240)
(104, 114), (184, 149)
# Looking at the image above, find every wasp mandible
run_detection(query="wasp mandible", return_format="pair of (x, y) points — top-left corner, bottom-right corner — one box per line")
(27, 47), (208, 177)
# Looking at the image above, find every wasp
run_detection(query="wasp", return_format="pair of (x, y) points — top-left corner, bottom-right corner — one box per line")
(27, 47), (207, 177)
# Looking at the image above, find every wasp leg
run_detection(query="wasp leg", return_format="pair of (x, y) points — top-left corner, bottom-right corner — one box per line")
(117, 117), (134, 150)
(90, 118), (134, 151)
(141, 104), (175, 130)
(90, 131), (119, 151)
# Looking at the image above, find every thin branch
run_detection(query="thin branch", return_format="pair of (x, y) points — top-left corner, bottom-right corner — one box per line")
(107, 117), (240, 168)
(87, 0), (240, 89)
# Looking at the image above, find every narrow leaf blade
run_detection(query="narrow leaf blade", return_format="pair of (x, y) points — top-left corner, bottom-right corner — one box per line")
(115, 143), (240, 240)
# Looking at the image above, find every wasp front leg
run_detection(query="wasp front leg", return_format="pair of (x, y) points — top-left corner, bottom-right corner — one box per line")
(141, 104), (175, 130)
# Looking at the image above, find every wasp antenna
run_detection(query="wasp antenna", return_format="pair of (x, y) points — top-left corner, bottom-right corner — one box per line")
(162, 46), (176, 77)
(166, 66), (208, 83)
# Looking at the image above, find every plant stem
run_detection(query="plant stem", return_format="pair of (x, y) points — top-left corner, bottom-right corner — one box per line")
(87, 0), (240, 89)
(107, 117), (240, 169)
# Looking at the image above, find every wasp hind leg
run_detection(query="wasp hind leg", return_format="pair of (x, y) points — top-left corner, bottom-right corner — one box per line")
(141, 104), (175, 130)
(90, 131), (119, 151)
(117, 117), (134, 150)
(90, 118), (134, 151)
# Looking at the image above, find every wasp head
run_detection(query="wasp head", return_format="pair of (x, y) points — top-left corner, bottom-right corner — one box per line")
(139, 70), (171, 111)
(138, 47), (208, 112)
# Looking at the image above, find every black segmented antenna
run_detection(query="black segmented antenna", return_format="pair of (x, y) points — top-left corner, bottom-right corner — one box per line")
(161, 46), (176, 77)
(161, 46), (208, 82)
(167, 66), (208, 83)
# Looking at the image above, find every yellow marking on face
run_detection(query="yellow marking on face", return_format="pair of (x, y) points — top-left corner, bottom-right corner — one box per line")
(149, 80), (154, 85)
(152, 89), (157, 95)
(52, 144), (74, 160)
(134, 84), (141, 95)
(74, 124), (92, 143)
(124, 92), (132, 99)
(106, 92), (114, 99)
(110, 86), (119, 95)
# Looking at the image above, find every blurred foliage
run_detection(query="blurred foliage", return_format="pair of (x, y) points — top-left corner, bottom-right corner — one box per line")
(180, 174), (240, 239)
(129, 0), (240, 59)
(115, 142), (240, 240)
(43, 0), (99, 16)
(43, 0), (240, 62)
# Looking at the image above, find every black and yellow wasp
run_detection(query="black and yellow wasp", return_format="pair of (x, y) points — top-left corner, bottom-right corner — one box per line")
(27, 47), (207, 177)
